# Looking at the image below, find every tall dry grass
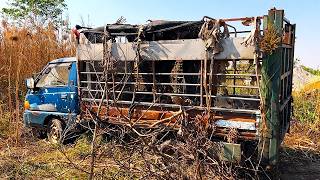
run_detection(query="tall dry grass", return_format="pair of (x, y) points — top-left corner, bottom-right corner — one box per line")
(283, 90), (320, 157)
(0, 21), (75, 143)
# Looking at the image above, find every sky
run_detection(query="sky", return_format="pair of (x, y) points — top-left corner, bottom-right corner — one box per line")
(0, 0), (319, 69)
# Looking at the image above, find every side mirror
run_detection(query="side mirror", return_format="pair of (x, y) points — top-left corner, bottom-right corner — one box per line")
(26, 78), (35, 89)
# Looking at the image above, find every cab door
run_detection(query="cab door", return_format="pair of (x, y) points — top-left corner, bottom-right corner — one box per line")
(28, 62), (72, 113)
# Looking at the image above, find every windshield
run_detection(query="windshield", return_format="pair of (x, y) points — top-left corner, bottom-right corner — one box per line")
(36, 63), (71, 88)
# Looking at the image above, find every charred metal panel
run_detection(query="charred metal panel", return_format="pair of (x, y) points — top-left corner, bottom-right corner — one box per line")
(214, 37), (256, 59)
(77, 37), (256, 61)
(77, 43), (103, 61)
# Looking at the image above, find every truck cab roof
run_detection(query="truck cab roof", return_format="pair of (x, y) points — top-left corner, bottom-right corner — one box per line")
(49, 57), (76, 64)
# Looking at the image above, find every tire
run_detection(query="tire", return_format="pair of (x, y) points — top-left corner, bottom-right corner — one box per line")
(47, 118), (63, 144)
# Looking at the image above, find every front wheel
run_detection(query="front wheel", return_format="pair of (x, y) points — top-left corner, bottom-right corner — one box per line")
(47, 118), (63, 144)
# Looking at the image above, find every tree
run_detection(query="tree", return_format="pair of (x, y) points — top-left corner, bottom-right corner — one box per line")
(2, 0), (67, 26)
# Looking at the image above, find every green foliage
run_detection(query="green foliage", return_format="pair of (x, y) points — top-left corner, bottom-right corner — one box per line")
(67, 135), (91, 158)
(293, 90), (320, 123)
(302, 65), (320, 76)
(2, 0), (67, 26)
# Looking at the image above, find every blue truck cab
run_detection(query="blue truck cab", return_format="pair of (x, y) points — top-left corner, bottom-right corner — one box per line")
(23, 57), (79, 143)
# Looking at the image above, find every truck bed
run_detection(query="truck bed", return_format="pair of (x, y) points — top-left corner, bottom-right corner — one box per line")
(76, 9), (295, 164)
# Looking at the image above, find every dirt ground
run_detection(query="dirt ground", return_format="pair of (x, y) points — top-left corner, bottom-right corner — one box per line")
(279, 147), (320, 180)
(1, 122), (320, 179)
(1, 141), (319, 179)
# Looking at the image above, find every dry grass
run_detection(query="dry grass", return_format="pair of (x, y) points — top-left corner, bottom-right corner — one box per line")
(283, 121), (320, 156)
(0, 135), (90, 179)
(285, 91), (320, 152)
(0, 130), (239, 179)
(279, 89), (320, 179)
(0, 21), (75, 143)
(284, 88), (320, 155)
(259, 22), (281, 55)
(284, 89), (320, 151)
(0, 21), (75, 106)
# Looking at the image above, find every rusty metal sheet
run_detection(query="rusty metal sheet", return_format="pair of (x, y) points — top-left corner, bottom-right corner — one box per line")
(81, 105), (258, 140)
(107, 107), (179, 121)
(89, 106), (180, 122)
(87, 106), (257, 131)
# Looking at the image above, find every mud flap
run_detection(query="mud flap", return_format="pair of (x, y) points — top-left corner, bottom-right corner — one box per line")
(220, 142), (241, 162)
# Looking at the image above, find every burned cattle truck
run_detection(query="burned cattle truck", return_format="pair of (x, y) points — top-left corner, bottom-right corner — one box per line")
(76, 8), (295, 165)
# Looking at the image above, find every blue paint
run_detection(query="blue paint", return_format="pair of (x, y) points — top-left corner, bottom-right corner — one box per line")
(23, 110), (78, 127)
(23, 57), (79, 128)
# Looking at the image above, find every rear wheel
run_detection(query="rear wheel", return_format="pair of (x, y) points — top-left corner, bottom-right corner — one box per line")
(47, 118), (63, 144)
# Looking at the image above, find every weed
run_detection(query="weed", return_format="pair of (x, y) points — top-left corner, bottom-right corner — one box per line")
(293, 90), (320, 124)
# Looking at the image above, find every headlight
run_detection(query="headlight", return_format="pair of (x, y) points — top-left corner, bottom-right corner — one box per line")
(24, 100), (30, 110)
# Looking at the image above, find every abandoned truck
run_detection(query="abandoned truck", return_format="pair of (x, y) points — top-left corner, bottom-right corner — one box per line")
(23, 8), (295, 165)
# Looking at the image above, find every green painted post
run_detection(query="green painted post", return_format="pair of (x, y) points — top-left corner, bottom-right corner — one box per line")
(259, 15), (271, 164)
(260, 9), (283, 166)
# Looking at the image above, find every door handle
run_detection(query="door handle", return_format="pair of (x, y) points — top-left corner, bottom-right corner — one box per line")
(61, 94), (68, 99)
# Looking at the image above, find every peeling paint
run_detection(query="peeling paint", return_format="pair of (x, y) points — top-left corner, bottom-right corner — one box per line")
(38, 104), (57, 111)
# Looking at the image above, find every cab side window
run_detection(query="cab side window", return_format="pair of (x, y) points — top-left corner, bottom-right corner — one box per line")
(36, 63), (71, 88)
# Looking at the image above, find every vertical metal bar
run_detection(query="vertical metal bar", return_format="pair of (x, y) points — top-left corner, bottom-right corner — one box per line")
(288, 24), (296, 134)
(282, 49), (285, 102)
(200, 59), (203, 106)
(152, 60), (156, 102)
(86, 62), (91, 90)
(233, 60), (236, 95)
